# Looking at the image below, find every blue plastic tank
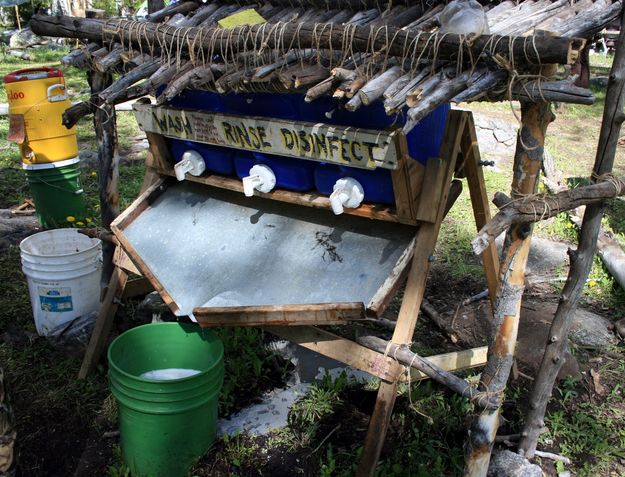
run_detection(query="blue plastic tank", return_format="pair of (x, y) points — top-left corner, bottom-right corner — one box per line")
(314, 163), (395, 205)
(167, 90), (222, 111)
(170, 139), (235, 176)
(221, 93), (298, 119)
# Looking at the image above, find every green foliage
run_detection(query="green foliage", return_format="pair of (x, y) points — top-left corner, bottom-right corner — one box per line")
(289, 371), (348, 430)
(221, 432), (258, 468)
(107, 447), (131, 477)
(373, 382), (471, 477)
(215, 327), (290, 416)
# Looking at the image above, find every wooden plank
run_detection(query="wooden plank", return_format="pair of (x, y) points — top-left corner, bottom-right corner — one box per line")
(123, 277), (153, 298)
(402, 346), (488, 382)
(266, 326), (398, 383)
(391, 134), (416, 221)
(461, 113), (501, 303)
(194, 302), (365, 327)
(140, 152), (162, 193)
(112, 246), (141, 275)
(367, 236), (417, 316)
(145, 131), (173, 170)
(357, 110), (468, 477)
(78, 267), (128, 379)
(415, 158), (445, 223)
(134, 103), (399, 170)
(152, 165), (418, 226)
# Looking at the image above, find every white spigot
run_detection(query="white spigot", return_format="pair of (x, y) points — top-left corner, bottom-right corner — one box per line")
(174, 150), (205, 181)
(329, 177), (365, 215)
(242, 164), (276, 197)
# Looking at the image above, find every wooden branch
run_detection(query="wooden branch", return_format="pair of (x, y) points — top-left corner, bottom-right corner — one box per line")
(357, 66), (402, 106)
(145, 0), (199, 22)
(356, 335), (480, 401)
(464, 101), (554, 477)
(99, 60), (160, 104)
(472, 178), (625, 255)
(30, 15), (587, 69)
(519, 10), (625, 459)
(94, 43), (123, 73)
(421, 298), (460, 343)
(90, 71), (120, 286)
(511, 79), (595, 105)
(404, 69), (487, 133)
(0, 367), (16, 474)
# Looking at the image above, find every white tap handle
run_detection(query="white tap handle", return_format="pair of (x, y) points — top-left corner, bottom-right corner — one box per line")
(242, 164), (276, 197)
(174, 150), (205, 181)
(330, 177), (365, 215)
(243, 175), (263, 197)
(329, 190), (347, 215)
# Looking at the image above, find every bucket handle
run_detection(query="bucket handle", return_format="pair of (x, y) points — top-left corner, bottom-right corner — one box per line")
(47, 84), (68, 103)
(34, 174), (84, 196)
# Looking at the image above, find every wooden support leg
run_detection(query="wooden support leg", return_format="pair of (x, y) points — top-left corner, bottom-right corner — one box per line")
(462, 113), (500, 303)
(356, 111), (467, 477)
(463, 101), (554, 476)
(78, 266), (129, 379)
(90, 71), (120, 289)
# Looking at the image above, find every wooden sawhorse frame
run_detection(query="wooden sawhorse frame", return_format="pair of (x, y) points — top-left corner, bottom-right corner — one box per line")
(79, 109), (499, 476)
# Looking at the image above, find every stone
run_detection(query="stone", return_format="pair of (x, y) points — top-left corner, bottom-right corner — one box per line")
(487, 450), (543, 477)
(569, 308), (618, 350)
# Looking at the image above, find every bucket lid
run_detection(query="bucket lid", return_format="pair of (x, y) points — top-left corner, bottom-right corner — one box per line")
(22, 157), (80, 170)
(4, 67), (64, 84)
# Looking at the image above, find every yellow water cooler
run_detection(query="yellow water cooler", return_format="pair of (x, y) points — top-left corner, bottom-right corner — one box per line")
(4, 67), (78, 165)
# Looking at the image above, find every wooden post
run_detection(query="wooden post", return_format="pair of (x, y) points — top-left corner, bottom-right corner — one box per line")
(519, 9), (625, 458)
(356, 111), (467, 477)
(148, 0), (165, 15)
(79, 266), (129, 379)
(463, 101), (554, 476)
(0, 368), (16, 474)
(89, 71), (120, 288)
(461, 113), (500, 303)
(14, 6), (21, 30)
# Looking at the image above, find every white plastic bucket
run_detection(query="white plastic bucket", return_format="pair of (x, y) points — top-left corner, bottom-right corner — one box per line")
(20, 229), (102, 336)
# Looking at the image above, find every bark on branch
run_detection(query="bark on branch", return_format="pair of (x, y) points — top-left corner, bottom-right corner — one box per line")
(30, 15), (586, 68)
(472, 177), (625, 255)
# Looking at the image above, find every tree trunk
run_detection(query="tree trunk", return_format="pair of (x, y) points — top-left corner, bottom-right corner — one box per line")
(30, 15), (586, 68)
(518, 7), (625, 458)
(464, 101), (554, 477)
(89, 71), (120, 288)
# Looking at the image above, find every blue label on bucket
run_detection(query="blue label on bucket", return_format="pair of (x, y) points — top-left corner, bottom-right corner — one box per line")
(38, 286), (73, 312)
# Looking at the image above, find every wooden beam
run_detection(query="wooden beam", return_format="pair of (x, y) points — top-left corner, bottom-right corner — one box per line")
(357, 110), (466, 477)
(123, 277), (153, 299)
(90, 70), (119, 288)
(519, 12), (625, 458)
(152, 166), (415, 225)
(461, 112), (500, 303)
(266, 326), (398, 383)
(194, 303), (365, 327)
(79, 267), (129, 379)
(30, 15), (586, 68)
(463, 101), (554, 476)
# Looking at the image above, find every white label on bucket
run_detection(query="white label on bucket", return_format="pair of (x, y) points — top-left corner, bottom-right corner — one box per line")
(139, 368), (201, 380)
(38, 286), (73, 313)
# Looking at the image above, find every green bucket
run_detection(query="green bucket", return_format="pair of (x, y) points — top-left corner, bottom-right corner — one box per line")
(108, 322), (224, 477)
(23, 158), (86, 228)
